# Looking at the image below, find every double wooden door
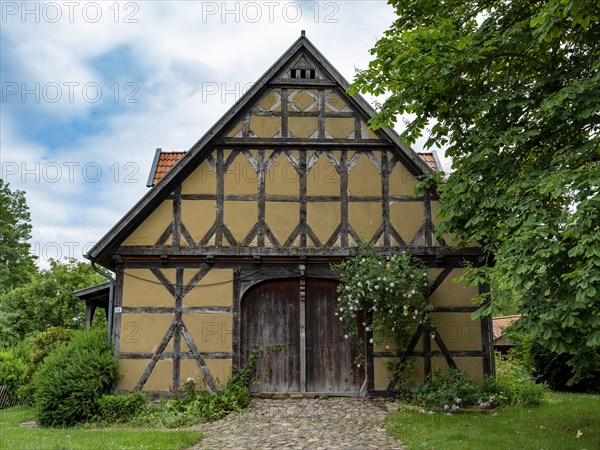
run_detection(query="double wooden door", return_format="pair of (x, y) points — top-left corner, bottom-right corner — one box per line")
(240, 278), (364, 393)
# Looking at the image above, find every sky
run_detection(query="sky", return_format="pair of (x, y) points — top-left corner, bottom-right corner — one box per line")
(0, 0), (443, 269)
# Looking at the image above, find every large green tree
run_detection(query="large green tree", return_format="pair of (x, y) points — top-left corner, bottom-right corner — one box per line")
(0, 259), (104, 346)
(0, 179), (36, 293)
(351, 0), (599, 382)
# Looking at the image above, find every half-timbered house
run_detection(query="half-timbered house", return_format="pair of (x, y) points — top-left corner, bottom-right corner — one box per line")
(85, 32), (493, 396)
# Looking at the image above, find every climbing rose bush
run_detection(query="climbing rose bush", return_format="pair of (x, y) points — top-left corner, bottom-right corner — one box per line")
(332, 253), (434, 375)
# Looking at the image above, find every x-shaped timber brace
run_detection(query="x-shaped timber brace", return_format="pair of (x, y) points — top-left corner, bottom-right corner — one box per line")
(133, 267), (218, 392)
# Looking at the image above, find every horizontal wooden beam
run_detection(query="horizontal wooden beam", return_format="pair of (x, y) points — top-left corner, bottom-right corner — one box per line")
(120, 306), (231, 314)
(116, 246), (482, 259)
(176, 194), (424, 203)
(268, 80), (339, 88)
(120, 352), (232, 360)
(213, 138), (392, 148)
(373, 350), (483, 358)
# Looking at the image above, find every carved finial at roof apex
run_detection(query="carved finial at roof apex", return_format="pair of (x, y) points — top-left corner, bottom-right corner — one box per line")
(301, 30), (306, 37)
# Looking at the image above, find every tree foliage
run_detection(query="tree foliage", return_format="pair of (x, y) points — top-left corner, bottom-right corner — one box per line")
(0, 179), (36, 293)
(351, 0), (599, 382)
(0, 259), (104, 347)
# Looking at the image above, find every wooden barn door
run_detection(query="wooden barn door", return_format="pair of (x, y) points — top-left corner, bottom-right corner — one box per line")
(305, 278), (364, 392)
(240, 279), (301, 392)
(241, 277), (364, 394)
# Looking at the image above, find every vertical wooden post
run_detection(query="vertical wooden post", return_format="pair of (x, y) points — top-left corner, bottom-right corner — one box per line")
(299, 275), (306, 392)
(85, 303), (96, 328)
(381, 151), (391, 247)
(479, 282), (494, 376)
(365, 311), (374, 393)
(172, 186), (181, 247)
(112, 267), (124, 356)
(340, 150), (349, 247)
(299, 152), (307, 248)
(281, 88), (288, 138)
(423, 329), (432, 381)
(172, 267), (183, 392)
(215, 149), (224, 246)
(232, 267), (242, 370)
(424, 189), (433, 248)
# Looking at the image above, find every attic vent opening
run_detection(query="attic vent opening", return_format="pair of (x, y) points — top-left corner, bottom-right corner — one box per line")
(291, 68), (316, 79)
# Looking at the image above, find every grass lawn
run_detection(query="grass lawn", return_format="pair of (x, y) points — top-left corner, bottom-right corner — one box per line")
(0, 405), (202, 450)
(386, 392), (600, 450)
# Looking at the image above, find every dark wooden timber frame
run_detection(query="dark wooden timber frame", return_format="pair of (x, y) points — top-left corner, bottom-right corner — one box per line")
(85, 33), (490, 396)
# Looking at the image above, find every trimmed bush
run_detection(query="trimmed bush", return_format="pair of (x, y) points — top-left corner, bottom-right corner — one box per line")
(33, 327), (119, 427)
(98, 391), (148, 423)
(19, 327), (74, 401)
(0, 351), (27, 396)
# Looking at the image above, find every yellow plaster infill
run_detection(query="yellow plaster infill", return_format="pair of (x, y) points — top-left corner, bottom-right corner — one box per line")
(182, 314), (233, 353)
(348, 155), (381, 196)
(122, 269), (175, 308)
(289, 89), (317, 111)
(181, 161), (217, 195)
(428, 269), (479, 308)
(122, 200), (172, 246)
(255, 88), (282, 112)
(373, 357), (393, 390)
(265, 202), (299, 244)
(324, 90), (348, 113)
(225, 120), (243, 138)
(325, 117), (355, 139)
(288, 116), (318, 138)
(361, 121), (379, 140)
(249, 115), (281, 138)
(389, 161), (418, 197)
(119, 313), (172, 353)
(181, 200), (216, 243)
(307, 202), (340, 244)
(307, 154), (340, 196)
(348, 202), (382, 241)
(223, 201), (258, 243)
(223, 151), (259, 195)
(183, 269), (234, 307)
(389, 202), (423, 245)
(181, 359), (232, 389)
(431, 313), (482, 351)
(117, 359), (172, 392)
(265, 153), (300, 196)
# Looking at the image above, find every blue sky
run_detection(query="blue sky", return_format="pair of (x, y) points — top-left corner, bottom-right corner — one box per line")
(0, 1), (440, 268)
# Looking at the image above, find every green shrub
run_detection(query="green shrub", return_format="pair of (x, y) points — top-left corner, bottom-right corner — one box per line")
(33, 327), (119, 427)
(19, 327), (74, 401)
(402, 369), (483, 410)
(98, 391), (149, 423)
(0, 351), (27, 395)
(9, 337), (34, 366)
(134, 347), (258, 428)
(486, 353), (547, 407)
(30, 327), (74, 370)
(509, 333), (600, 393)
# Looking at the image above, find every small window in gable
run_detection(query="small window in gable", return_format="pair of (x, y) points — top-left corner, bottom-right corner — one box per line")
(290, 68), (316, 80)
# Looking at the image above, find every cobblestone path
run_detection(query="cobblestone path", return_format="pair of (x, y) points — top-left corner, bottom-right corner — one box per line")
(189, 397), (405, 449)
